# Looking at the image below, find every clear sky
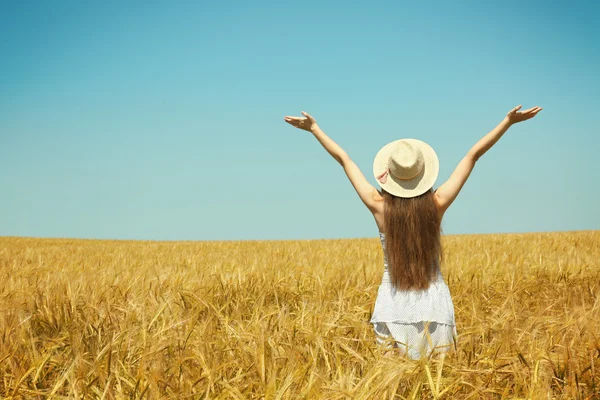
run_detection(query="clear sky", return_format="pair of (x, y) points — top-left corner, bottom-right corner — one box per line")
(1, 1), (598, 241)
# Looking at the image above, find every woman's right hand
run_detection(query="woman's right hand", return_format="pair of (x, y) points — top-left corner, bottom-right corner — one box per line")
(284, 111), (319, 132)
(506, 105), (543, 124)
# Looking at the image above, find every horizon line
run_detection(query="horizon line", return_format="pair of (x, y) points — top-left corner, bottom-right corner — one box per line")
(0, 229), (597, 244)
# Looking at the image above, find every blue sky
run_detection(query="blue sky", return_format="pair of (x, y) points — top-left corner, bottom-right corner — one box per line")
(1, 1), (598, 241)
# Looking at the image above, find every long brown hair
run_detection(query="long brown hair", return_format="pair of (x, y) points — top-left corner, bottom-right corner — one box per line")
(381, 188), (442, 291)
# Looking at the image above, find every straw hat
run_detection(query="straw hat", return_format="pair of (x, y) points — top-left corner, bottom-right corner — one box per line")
(372, 139), (439, 198)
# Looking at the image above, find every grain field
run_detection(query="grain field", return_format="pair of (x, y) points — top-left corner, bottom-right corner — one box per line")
(0, 231), (599, 398)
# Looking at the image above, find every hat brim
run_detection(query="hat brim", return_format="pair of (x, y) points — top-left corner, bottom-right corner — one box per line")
(372, 139), (439, 198)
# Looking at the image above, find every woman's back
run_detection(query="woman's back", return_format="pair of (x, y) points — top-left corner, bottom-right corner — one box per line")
(378, 188), (443, 291)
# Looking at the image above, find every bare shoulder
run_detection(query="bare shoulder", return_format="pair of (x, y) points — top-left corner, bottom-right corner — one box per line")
(433, 190), (447, 220)
(372, 187), (384, 201)
(371, 189), (385, 230)
(370, 188), (384, 212)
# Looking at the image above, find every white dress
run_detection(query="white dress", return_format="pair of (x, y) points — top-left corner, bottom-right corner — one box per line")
(370, 232), (458, 359)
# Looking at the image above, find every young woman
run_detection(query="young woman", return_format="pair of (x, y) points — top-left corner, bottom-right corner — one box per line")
(284, 105), (542, 359)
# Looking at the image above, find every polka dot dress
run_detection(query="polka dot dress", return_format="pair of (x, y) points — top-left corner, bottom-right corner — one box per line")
(370, 233), (458, 359)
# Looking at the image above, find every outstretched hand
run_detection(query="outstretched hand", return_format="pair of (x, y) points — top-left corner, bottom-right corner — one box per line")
(284, 111), (318, 132)
(506, 105), (543, 124)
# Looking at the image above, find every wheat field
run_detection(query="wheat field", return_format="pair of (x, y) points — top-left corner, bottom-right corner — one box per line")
(0, 231), (599, 399)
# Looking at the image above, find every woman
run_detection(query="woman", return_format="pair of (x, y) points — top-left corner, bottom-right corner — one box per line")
(284, 105), (542, 359)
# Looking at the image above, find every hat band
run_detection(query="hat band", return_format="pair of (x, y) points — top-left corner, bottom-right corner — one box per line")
(376, 167), (390, 184)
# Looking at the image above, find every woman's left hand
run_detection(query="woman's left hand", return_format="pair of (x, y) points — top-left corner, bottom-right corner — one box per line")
(284, 111), (318, 132)
(505, 105), (543, 124)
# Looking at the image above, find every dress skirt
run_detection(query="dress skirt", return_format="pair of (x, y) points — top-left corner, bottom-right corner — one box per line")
(369, 270), (459, 359)
(372, 320), (458, 359)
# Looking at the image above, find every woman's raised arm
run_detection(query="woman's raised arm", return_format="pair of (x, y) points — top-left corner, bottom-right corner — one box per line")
(435, 105), (543, 215)
(284, 111), (382, 213)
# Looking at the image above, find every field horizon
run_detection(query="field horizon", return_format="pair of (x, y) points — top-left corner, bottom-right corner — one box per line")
(2, 228), (597, 244)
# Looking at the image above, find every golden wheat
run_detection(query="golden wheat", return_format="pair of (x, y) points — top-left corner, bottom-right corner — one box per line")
(0, 231), (598, 399)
